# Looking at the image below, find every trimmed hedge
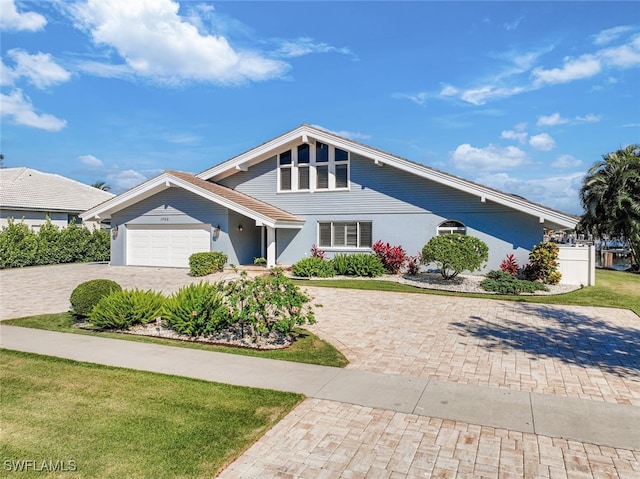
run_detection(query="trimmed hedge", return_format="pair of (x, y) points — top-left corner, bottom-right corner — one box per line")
(70, 279), (123, 318)
(0, 218), (110, 269)
(188, 252), (227, 277)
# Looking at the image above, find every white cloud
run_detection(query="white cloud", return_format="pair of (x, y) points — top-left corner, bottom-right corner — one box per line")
(106, 169), (148, 192)
(0, 0), (47, 31)
(459, 85), (526, 106)
(592, 25), (635, 46)
(500, 130), (528, 144)
(6, 49), (72, 89)
(475, 172), (585, 214)
(68, 0), (289, 85)
(576, 114), (601, 123)
(274, 38), (355, 59)
(533, 54), (602, 85)
(529, 133), (556, 151)
(0, 89), (67, 131)
(440, 84), (458, 97)
(598, 36), (640, 68)
(393, 92), (429, 106)
(504, 16), (524, 32)
(79, 154), (103, 167)
(0, 58), (15, 86)
(537, 112), (569, 127)
(552, 154), (582, 169)
(310, 124), (371, 141)
(451, 144), (528, 172)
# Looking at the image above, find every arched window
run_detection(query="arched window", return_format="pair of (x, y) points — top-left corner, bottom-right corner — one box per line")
(437, 220), (466, 235)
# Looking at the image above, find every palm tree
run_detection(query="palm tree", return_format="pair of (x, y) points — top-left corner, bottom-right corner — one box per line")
(579, 144), (640, 270)
(91, 181), (111, 192)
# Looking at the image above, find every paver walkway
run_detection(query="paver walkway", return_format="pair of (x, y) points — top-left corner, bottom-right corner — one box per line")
(1, 263), (639, 478)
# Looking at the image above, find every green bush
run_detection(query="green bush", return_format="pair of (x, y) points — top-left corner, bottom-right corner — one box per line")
(522, 242), (562, 285)
(291, 257), (335, 278)
(70, 279), (123, 318)
(89, 289), (165, 330)
(480, 270), (549, 294)
(331, 253), (385, 277)
(189, 252), (227, 277)
(0, 218), (110, 269)
(422, 234), (489, 280)
(221, 271), (316, 337)
(0, 219), (38, 268)
(164, 282), (230, 336)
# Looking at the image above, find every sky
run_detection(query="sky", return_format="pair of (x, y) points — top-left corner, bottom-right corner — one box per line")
(1, 0), (639, 215)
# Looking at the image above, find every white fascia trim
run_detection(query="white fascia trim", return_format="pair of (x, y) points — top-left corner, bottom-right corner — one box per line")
(197, 126), (310, 181)
(197, 125), (578, 229)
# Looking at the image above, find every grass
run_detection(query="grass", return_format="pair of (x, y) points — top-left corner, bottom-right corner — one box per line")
(3, 313), (349, 368)
(295, 269), (640, 317)
(0, 349), (302, 479)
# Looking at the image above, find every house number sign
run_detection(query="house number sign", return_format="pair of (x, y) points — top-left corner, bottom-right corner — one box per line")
(160, 217), (170, 222)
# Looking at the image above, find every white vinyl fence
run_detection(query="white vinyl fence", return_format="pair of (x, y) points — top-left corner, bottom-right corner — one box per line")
(557, 245), (596, 286)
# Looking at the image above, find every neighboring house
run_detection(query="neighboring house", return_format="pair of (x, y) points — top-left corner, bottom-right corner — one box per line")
(81, 124), (578, 271)
(0, 167), (114, 230)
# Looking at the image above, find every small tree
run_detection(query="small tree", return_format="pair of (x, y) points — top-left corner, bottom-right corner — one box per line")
(421, 235), (489, 280)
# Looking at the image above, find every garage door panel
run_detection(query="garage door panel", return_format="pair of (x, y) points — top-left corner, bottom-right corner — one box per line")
(127, 225), (211, 268)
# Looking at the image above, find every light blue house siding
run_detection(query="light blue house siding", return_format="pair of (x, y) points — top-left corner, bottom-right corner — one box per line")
(109, 188), (262, 266)
(219, 152), (542, 270)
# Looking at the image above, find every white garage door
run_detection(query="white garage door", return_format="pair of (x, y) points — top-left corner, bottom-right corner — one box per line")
(127, 224), (211, 268)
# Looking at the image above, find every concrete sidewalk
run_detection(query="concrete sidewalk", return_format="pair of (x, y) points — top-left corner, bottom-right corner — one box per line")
(2, 325), (638, 451)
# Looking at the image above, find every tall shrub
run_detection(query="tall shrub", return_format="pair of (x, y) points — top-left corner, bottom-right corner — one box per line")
(522, 242), (561, 285)
(0, 219), (38, 268)
(372, 241), (407, 274)
(421, 234), (489, 280)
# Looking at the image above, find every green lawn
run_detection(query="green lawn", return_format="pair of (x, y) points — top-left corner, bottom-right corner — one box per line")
(0, 349), (302, 479)
(296, 269), (640, 317)
(3, 313), (349, 368)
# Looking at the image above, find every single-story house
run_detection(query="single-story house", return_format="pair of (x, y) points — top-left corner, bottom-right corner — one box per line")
(1, 167), (114, 230)
(81, 124), (578, 271)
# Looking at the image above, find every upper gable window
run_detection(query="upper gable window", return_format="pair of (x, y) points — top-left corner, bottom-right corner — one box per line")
(279, 150), (292, 191)
(278, 141), (350, 193)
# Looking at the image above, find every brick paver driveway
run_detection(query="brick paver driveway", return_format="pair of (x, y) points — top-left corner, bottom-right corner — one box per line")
(2, 264), (639, 477)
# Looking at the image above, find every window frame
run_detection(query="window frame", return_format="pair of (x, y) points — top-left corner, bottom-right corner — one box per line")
(437, 220), (467, 235)
(277, 141), (350, 193)
(317, 221), (372, 249)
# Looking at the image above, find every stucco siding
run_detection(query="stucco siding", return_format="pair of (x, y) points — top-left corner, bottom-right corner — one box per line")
(109, 188), (236, 266)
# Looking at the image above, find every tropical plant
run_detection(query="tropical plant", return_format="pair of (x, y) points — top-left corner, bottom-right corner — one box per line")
(310, 244), (326, 260)
(91, 181), (111, 191)
(331, 253), (385, 277)
(89, 289), (165, 330)
(421, 234), (489, 280)
(522, 242), (561, 285)
(372, 241), (407, 274)
(405, 253), (422, 275)
(579, 144), (640, 270)
(164, 282), (230, 336)
(481, 270), (549, 294)
(291, 256), (335, 278)
(500, 254), (520, 277)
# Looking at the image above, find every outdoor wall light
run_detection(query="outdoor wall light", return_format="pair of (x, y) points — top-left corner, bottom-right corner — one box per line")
(238, 224), (244, 232)
(212, 225), (221, 240)
(111, 225), (118, 240)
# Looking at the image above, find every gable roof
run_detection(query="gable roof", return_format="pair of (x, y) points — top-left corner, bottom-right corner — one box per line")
(0, 167), (114, 213)
(80, 170), (304, 229)
(197, 124), (578, 230)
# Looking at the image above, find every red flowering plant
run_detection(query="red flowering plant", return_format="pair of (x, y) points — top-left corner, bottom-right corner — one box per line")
(372, 240), (407, 274)
(499, 254), (520, 277)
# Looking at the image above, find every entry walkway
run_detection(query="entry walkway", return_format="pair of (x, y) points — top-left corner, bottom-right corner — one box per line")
(1, 325), (638, 455)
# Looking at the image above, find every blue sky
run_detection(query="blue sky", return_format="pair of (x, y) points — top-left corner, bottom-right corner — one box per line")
(1, 0), (639, 215)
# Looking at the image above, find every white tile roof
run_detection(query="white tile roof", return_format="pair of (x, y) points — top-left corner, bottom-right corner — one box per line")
(0, 167), (114, 213)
